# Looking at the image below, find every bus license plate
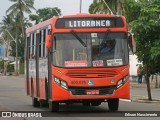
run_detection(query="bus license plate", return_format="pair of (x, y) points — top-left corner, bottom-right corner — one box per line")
(86, 90), (99, 95)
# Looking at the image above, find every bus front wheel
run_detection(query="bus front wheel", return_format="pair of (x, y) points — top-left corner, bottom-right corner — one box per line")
(49, 101), (59, 112)
(107, 98), (119, 111)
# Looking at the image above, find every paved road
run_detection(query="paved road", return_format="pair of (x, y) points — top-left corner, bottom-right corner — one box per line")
(0, 76), (160, 120)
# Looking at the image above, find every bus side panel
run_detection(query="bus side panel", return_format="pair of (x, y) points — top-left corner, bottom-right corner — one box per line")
(28, 78), (37, 98)
(33, 78), (37, 98)
(39, 79), (47, 100)
(28, 59), (37, 97)
(39, 58), (48, 100)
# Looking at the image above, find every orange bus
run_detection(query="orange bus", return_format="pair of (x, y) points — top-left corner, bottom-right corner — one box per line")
(25, 13), (134, 112)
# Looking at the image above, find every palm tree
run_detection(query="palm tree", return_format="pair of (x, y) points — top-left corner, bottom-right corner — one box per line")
(29, 7), (61, 24)
(89, 0), (124, 15)
(89, 0), (118, 14)
(6, 0), (35, 39)
(0, 15), (13, 75)
(0, 14), (30, 75)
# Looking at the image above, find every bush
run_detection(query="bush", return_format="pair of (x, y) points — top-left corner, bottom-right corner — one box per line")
(0, 60), (4, 68)
(19, 63), (24, 74)
(7, 64), (14, 72)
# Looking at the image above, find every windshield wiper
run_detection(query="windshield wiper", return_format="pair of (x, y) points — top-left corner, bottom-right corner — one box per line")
(70, 30), (87, 47)
(101, 29), (111, 44)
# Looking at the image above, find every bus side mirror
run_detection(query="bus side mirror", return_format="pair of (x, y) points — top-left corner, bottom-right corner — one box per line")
(46, 35), (52, 49)
(128, 32), (136, 54)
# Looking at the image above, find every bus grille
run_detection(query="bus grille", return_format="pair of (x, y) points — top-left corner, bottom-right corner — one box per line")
(69, 86), (116, 95)
(66, 70), (118, 78)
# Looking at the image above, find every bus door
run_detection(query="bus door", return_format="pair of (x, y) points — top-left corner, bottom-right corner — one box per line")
(38, 28), (48, 100)
(26, 35), (30, 95)
(35, 31), (40, 98)
(29, 32), (37, 96)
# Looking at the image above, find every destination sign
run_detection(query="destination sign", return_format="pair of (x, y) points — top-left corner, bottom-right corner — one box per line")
(56, 17), (124, 28)
(68, 20), (111, 27)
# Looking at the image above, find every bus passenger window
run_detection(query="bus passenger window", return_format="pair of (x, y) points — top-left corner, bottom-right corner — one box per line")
(28, 36), (31, 59)
(40, 29), (47, 58)
(39, 30), (42, 58)
(30, 33), (36, 59)
(43, 29), (46, 58)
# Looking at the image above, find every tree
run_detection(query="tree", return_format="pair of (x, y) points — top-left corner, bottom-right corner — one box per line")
(29, 7), (61, 24)
(131, 0), (160, 100)
(89, 0), (122, 14)
(122, 0), (141, 23)
(0, 15), (14, 75)
(8, 15), (32, 62)
(0, 14), (32, 75)
(6, 0), (35, 39)
(88, 0), (160, 101)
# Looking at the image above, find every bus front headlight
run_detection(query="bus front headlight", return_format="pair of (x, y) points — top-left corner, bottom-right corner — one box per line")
(117, 75), (129, 88)
(61, 81), (68, 89)
(54, 77), (60, 85)
(54, 77), (68, 90)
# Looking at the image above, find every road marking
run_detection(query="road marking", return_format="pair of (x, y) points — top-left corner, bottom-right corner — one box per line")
(120, 99), (131, 102)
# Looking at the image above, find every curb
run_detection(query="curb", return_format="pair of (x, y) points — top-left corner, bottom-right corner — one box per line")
(131, 99), (160, 103)
(131, 97), (160, 103)
(121, 95), (160, 104)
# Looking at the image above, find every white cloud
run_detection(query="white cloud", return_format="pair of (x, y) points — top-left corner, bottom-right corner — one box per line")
(34, 0), (93, 16)
(0, 0), (93, 21)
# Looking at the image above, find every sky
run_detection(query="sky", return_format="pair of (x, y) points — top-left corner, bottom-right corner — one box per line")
(0, 0), (93, 22)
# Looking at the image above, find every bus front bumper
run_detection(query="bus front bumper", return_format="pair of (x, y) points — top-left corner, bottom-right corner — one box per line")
(51, 80), (130, 101)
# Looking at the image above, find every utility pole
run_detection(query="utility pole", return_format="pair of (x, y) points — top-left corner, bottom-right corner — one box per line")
(15, 32), (18, 76)
(54, 8), (60, 16)
(102, 0), (113, 14)
(80, 0), (82, 13)
(117, 0), (122, 15)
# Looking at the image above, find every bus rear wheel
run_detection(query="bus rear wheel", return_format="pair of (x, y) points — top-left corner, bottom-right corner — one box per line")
(49, 101), (59, 112)
(32, 96), (40, 107)
(107, 98), (119, 111)
(32, 85), (40, 107)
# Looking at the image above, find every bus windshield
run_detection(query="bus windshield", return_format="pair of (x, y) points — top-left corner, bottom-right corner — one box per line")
(52, 32), (128, 68)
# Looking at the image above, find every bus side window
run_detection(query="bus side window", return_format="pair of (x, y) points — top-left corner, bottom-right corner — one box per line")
(39, 30), (42, 58)
(40, 29), (46, 58)
(30, 33), (36, 59)
(39, 28), (50, 58)
(43, 29), (46, 58)
(28, 36), (31, 59)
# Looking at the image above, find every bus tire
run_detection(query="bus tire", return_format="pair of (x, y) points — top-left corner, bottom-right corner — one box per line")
(107, 98), (119, 111)
(32, 85), (40, 107)
(49, 101), (59, 112)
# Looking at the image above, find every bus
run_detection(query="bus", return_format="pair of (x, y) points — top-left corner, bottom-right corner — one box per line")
(25, 13), (135, 112)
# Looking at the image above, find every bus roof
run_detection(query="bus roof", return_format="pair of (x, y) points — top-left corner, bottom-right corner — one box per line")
(26, 18), (54, 34)
(26, 13), (126, 34)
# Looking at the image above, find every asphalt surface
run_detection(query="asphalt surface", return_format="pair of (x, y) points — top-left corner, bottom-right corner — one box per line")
(0, 75), (160, 120)
(130, 82), (160, 103)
